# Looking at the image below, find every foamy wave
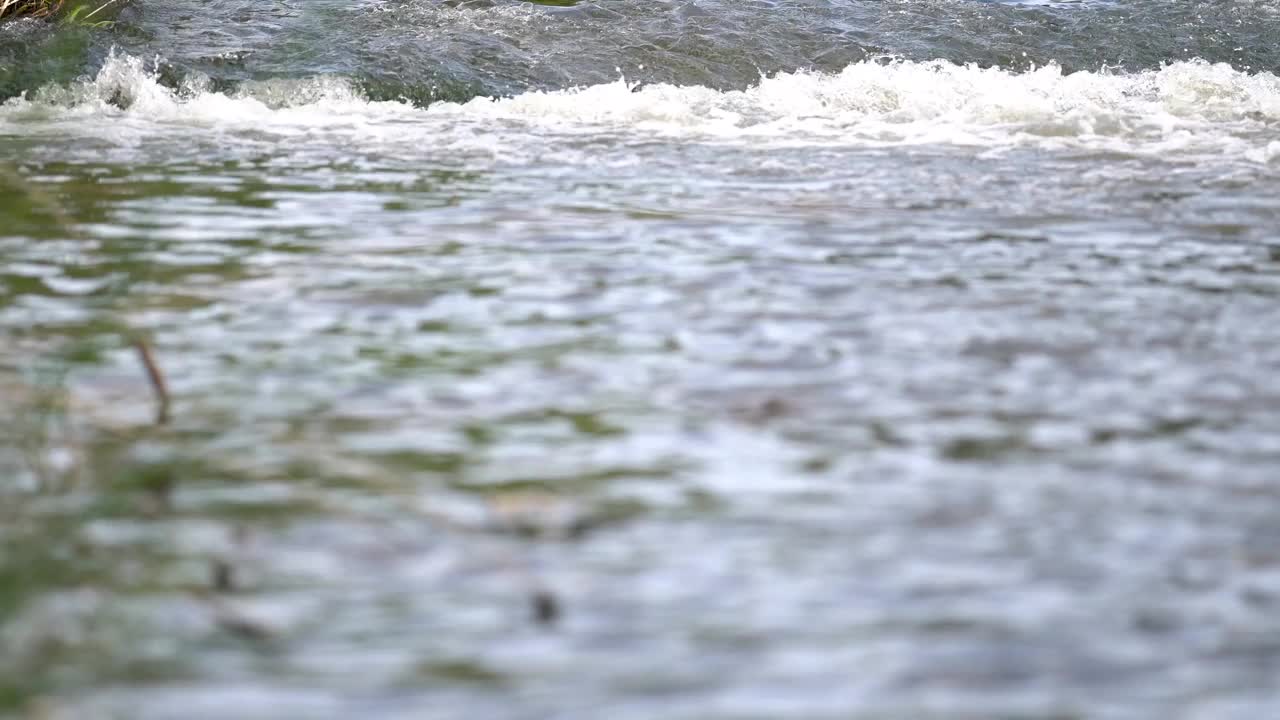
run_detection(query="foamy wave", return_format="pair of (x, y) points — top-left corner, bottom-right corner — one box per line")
(0, 55), (418, 132)
(438, 59), (1280, 147)
(3, 54), (1279, 159)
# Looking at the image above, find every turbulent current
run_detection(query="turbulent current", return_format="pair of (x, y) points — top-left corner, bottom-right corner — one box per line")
(1, 2), (1279, 718)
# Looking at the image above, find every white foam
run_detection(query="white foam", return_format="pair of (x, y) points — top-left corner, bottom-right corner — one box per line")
(1, 54), (418, 134)
(436, 59), (1280, 152)
(3, 53), (1279, 160)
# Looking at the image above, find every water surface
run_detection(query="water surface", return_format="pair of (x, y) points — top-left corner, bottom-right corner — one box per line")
(2, 1), (1280, 718)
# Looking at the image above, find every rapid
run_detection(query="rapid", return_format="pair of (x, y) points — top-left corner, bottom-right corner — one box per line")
(2, 2), (1279, 718)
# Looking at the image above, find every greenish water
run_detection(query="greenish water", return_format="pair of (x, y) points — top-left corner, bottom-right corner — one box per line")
(3, 2), (1280, 718)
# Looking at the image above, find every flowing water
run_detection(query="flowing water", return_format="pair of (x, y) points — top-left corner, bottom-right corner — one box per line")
(2, 1), (1280, 718)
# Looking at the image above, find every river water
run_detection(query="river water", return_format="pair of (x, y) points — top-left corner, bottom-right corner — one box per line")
(2, 1), (1280, 718)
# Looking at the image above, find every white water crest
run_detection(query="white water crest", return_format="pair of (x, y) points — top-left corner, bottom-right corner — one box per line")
(441, 59), (1280, 160)
(3, 53), (1280, 162)
(0, 55), (420, 135)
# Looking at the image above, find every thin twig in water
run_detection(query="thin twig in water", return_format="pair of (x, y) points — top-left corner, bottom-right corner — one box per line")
(132, 337), (170, 425)
(80, 0), (119, 21)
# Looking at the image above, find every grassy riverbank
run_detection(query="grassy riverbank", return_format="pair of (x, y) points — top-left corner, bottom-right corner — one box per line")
(0, 1), (62, 19)
(0, 0), (119, 22)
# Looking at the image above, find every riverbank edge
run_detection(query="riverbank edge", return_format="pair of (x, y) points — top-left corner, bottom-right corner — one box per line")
(0, 0), (120, 22)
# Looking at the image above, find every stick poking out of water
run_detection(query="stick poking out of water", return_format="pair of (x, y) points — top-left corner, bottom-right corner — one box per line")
(132, 337), (170, 425)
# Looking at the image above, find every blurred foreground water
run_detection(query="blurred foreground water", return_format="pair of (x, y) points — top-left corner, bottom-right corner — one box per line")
(2, 1), (1280, 718)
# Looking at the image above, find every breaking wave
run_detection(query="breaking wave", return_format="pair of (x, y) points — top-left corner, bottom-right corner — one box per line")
(3, 53), (1279, 162)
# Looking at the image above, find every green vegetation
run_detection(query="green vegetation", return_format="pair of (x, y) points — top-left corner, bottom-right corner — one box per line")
(0, 0), (120, 23)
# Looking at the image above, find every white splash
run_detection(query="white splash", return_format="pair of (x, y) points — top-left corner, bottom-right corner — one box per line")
(0, 54), (418, 134)
(3, 53), (1279, 161)
(436, 59), (1280, 153)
